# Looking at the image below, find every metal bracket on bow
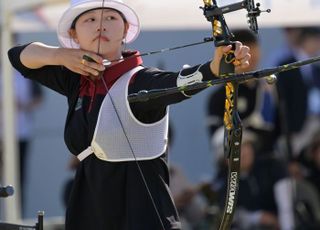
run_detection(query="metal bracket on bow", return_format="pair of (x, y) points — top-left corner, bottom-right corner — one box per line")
(201, 0), (270, 46)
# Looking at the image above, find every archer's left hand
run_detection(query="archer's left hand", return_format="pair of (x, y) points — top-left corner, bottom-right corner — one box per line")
(210, 41), (251, 76)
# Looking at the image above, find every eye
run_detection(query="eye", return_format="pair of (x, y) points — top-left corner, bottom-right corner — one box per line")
(105, 16), (116, 21)
(84, 17), (96, 23)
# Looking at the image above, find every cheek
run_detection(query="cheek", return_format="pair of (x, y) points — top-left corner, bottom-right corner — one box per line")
(111, 21), (127, 38)
(76, 32), (87, 44)
(74, 26), (90, 42)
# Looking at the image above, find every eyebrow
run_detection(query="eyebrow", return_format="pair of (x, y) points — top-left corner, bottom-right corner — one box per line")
(71, 8), (126, 28)
(83, 9), (120, 16)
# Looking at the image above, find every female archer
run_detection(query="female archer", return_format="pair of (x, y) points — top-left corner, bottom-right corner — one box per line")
(8, 0), (250, 229)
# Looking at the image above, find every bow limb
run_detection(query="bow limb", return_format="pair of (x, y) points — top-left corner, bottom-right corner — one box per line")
(219, 54), (242, 230)
(96, 1), (165, 229)
(218, 41), (242, 230)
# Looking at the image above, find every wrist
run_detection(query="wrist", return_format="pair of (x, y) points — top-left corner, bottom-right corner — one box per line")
(52, 47), (63, 66)
(210, 60), (219, 76)
(201, 62), (218, 80)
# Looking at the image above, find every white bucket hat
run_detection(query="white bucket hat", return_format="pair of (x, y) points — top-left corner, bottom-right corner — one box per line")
(57, 0), (140, 48)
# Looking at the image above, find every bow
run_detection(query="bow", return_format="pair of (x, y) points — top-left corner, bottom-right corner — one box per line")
(202, 1), (270, 229)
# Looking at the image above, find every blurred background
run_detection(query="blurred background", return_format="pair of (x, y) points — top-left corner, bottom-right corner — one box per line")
(1, 0), (320, 229)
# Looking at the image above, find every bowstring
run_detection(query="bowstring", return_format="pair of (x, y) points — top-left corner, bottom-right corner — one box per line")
(102, 37), (214, 66)
(96, 1), (165, 229)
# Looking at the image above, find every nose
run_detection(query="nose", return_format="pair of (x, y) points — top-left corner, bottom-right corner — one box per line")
(97, 27), (106, 32)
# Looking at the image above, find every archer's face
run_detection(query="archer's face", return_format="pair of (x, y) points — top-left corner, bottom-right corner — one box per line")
(71, 8), (128, 59)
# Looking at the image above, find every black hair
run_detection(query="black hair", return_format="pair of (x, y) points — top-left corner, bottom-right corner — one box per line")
(230, 29), (258, 45)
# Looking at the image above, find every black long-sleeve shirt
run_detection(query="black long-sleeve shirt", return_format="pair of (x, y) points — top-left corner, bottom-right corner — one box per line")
(8, 44), (217, 230)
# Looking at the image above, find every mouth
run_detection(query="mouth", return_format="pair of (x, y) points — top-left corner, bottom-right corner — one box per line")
(94, 35), (110, 42)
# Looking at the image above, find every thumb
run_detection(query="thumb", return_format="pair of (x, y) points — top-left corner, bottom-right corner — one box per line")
(222, 45), (233, 53)
(210, 45), (232, 76)
(214, 45), (232, 62)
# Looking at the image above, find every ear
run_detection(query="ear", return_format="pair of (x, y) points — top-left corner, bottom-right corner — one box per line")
(123, 22), (129, 39)
(68, 28), (79, 44)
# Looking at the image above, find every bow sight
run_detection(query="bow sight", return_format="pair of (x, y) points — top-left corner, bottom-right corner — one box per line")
(201, 0), (270, 46)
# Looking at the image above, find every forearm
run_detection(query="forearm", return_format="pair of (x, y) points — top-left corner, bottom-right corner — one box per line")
(20, 42), (61, 69)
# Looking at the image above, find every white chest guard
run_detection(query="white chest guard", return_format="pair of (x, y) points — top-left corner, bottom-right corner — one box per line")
(78, 66), (169, 162)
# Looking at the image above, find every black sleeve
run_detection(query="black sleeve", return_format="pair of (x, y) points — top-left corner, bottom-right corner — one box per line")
(7, 44), (78, 97)
(128, 62), (218, 123)
(129, 62), (217, 108)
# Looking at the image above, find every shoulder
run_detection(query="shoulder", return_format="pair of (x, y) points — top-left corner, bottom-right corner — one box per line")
(131, 66), (176, 84)
(137, 66), (170, 76)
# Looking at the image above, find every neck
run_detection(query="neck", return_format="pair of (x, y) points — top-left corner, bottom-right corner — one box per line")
(103, 51), (123, 66)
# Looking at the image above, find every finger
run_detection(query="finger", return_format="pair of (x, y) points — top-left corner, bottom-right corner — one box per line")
(233, 41), (243, 56)
(75, 67), (90, 76)
(81, 53), (105, 72)
(81, 65), (100, 77)
(80, 57), (103, 76)
(234, 53), (251, 69)
(242, 53), (251, 63)
(85, 60), (105, 72)
(78, 60), (99, 76)
(236, 46), (250, 60)
(76, 68), (99, 81)
(239, 53), (251, 67)
(240, 60), (250, 68)
(82, 53), (103, 64)
(221, 44), (233, 53)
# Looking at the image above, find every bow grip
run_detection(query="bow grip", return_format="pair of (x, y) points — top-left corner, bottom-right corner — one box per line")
(223, 41), (236, 64)
(219, 41), (236, 75)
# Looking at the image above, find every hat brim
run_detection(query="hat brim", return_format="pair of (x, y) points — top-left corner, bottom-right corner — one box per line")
(57, 1), (140, 48)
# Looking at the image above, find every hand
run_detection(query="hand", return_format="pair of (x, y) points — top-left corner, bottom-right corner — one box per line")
(210, 41), (251, 76)
(57, 48), (105, 80)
